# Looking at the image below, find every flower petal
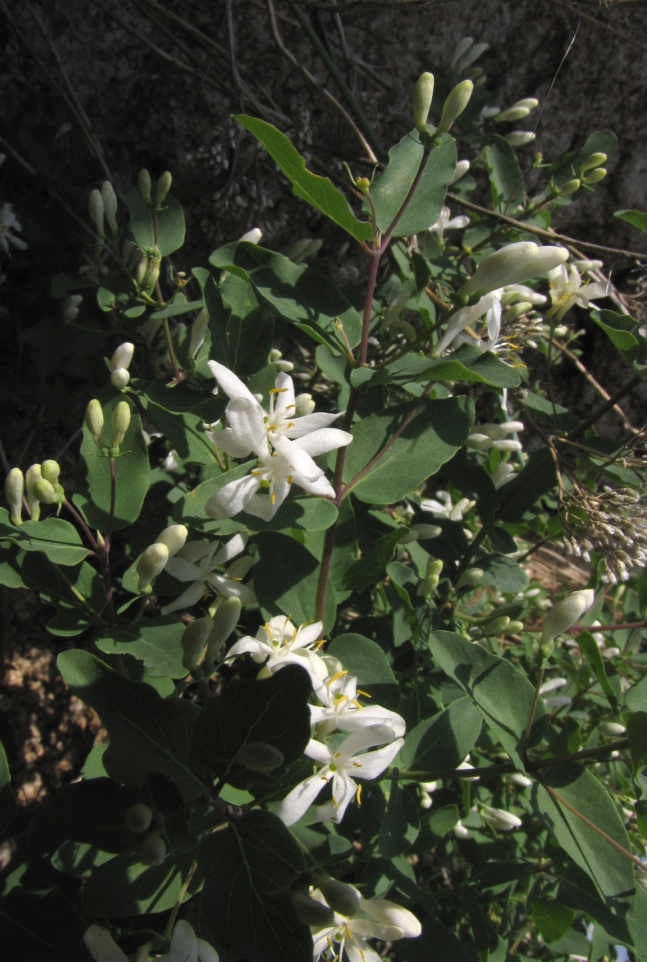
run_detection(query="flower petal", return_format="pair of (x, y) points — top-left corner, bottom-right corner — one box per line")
(160, 582), (205, 615)
(208, 360), (259, 405)
(351, 737), (404, 780)
(292, 428), (354, 458)
(205, 475), (260, 519)
(284, 412), (344, 438)
(225, 397), (269, 459)
(275, 771), (330, 826)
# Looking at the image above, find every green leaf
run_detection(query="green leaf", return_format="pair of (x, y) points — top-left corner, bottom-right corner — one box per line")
(125, 188), (186, 255)
(626, 673), (647, 712)
(150, 297), (202, 320)
(485, 135), (526, 214)
(190, 667), (312, 787)
(141, 398), (218, 466)
(342, 396), (473, 504)
(32, 778), (135, 852)
(74, 394), (150, 532)
(497, 448), (557, 523)
(235, 115), (372, 243)
(342, 527), (405, 591)
(627, 711), (647, 775)
(198, 810), (312, 962)
(478, 553), (528, 593)
(379, 770), (420, 857)
(0, 740), (17, 835)
(81, 850), (197, 917)
(57, 650), (207, 800)
(530, 899), (575, 943)
(0, 510), (90, 566)
(590, 309), (647, 371)
(326, 633), (400, 711)
(16, 554), (105, 636)
(577, 629), (619, 712)
(430, 631), (546, 768)
(615, 209), (647, 234)
(210, 242), (363, 350)
(95, 618), (187, 679)
(532, 764), (635, 903)
(399, 697), (482, 773)
(381, 344), (522, 390)
(370, 132), (457, 236)
(254, 532), (336, 634)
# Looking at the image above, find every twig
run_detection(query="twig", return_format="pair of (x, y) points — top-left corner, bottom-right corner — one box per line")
(551, 338), (639, 433)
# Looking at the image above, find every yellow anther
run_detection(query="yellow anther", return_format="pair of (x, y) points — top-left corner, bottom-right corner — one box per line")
(332, 795), (339, 808)
(271, 492), (276, 504)
(269, 387), (289, 394)
(351, 699), (364, 710)
(334, 751), (342, 759)
(352, 761), (362, 768)
(326, 670), (348, 686)
(287, 422), (295, 429)
(287, 475), (293, 484)
(356, 689), (372, 699)
(251, 469), (261, 476)
(356, 784), (362, 806)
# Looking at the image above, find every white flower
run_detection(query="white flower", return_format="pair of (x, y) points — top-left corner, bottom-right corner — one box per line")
(420, 490), (475, 521)
(548, 263), (610, 319)
(307, 881), (421, 962)
(434, 291), (501, 355)
(540, 588), (596, 646)
(276, 726), (403, 826)
(160, 536), (255, 614)
(460, 243), (568, 298)
(0, 202), (28, 255)
(428, 205), (470, 243)
(226, 614), (323, 674)
(310, 670), (406, 738)
(204, 362), (352, 520)
(481, 805), (523, 831)
(83, 921), (218, 962)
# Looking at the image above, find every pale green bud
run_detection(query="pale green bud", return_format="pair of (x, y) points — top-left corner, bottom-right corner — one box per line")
(291, 891), (335, 927)
(125, 802), (153, 833)
(540, 588), (595, 647)
(138, 831), (166, 866)
(295, 393), (315, 417)
(88, 189), (105, 236)
(156, 524), (188, 558)
(134, 255), (149, 287)
(181, 617), (213, 670)
(138, 169), (152, 204)
(25, 464), (43, 521)
(579, 152), (607, 175)
(205, 596), (241, 661)
(495, 104), (535, 123)
(483, 615), (510, 635)
(239, 227), (262, 244)
(110, 342), (134, 372)
(413, 71), (435, 132)
(41, 460), (61, 485)
(437, 80), (473, 134)
(558, 178), (581, 196)
(583, 167), (607, 185)
(189, 309), (208, 360)
(599, 721), (626, 737)
(85, 400), (104, 445)
(504, 131), (536, 148)
(270, 349), (282, 361)
(5, 468), (24, 525)
(235, 741), (284, 772)
(155, 171), (173, 205)
(111, 401), (131, 448)
(423, 558), (444, 596)
(460, 242), (569, 298)
(481, 805), (522, 831)
(33, 479), (57, 504)
(110, 368), (130, 391)
(316, 877), (361, 917)
(507, 620), (524, 634)
(136, 543), (169, 592)
(456, 567), (484, 589)
(143, 250), (161, 289)
(101, 181), (118, 235)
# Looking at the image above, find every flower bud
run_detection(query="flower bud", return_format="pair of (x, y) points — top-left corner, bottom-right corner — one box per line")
(599, 721), (626, 737)
(583, 168), (607, 185)
(125, 802), (153, 833)
(85, 399), (104, 444)
(453, 820), (469, 837)
(155, 171), (173, 205)
(467, 433), (493, 450)
(181, 617), (213, 670)
(452, 159), (471, 182)
(481, 805), (522, 831)
(134, 254), (149, 287)
(423, 558), (443, 596)
(143, 249), (161, 289)
(110, 368), (130, 391)
(33, 479), (58, 504)
(354, 177), (371, 194)
(460, 242), (569, 298)
(579, 152), (607, 175)
(295, 393), (315, 417)
(456, 567), (484, 589)
(5, 468), (24, 525)
(437, 80), (473, 135)
(239, 227), (262, 244)
(138, 169), (152, 204)
(540, 588), (595, 647)
(41, 460), (60, 486)
(413, 71), (435, 132)
(137, 543), (169, 592)
(111, 401), (131, 448)
(273, 359), (294, 373)
(492, 439), (522, 452)
(110, 342), (134, 372)
(138, 831), (167, 866)
(205, 596), (241, 661)
(504, 131), (536, 147)
(483, 615), (510, 635)
(25, 464), (43, 521)
(410, 523), (442, 540)
(83, 925), (129, 962)
(101, 181), (119, 235)
(291, 891), (335, 927)
(510, 773), (532, 787)
(362, 899), (422, 938)
(189, 309), (209, 360)
(316, 877), (361, 917)
(156, 524), (188, 558)
(88, 189), (105, 236)
(507, 620), (524, 634)
(235, 741), (284, 772)
(558, 179), (581, 196)
(495, 106), (531, 123)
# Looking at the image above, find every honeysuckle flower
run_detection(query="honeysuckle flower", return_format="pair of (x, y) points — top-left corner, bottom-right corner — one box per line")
(306, 880), (421, 962)
(421, 490), (475, 521)
(453, 819), (470, 837)
(540, 588), (596, 647)
(433, 291), (501, 355)
(548, 263), (610, 319)
(204, 362), (352, 520)
(160, 535), (255, 614)
(427, 205), (470, 243)
(0, 202), (28, 255)
(275, 725), (403, 826)
(156, 920), (219, 962)
(481, 805), (523, 831)
(460, 243), (568, 298)
(310, 671), (406, 738)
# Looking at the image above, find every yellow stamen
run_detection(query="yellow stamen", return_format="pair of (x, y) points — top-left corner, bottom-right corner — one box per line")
(271, 492), (276, 504)
(356, 784), (362, 806)
(334, 752), (342, 759)
(287, 474), (293, 484)
(269, 387), (289, 394)
(326, 670), (348, 686)
(351, 699), (364, 710)
(356, 689), (372, 699)
(352, 761), (362, 768)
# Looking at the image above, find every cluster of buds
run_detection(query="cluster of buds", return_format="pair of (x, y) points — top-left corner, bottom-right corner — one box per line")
(85, 399), (132, 458)
(88, 181), (119, 245)
(137, 168), (172, 208)
(451, 36), (489, 87)
(180, 597), (241, 676)
(411, 70), (474, 139)
(133, 245), (161, 290)
(109, 342), (134, 390)
(562, 486), (647, 583)
(5, 460), (66, 524)
(467, 420), (524, 453)
(136, 523), (188, 593)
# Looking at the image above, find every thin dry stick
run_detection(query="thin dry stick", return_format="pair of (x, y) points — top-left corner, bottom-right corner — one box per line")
(548, 0), (647, 55)
(552, 338), (639, 433)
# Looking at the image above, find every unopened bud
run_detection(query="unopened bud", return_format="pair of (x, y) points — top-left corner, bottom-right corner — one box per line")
(137, 543), (169, 592)
(273, 359), (294, 373)
(25, 464), (43, 521)
(111, 401), (131, 448)
(460, 242), (569, 298)
(156, 524), (188, 558)
(291, 891), (335, 927)
(41, 460), (61, 486)
(481, 805), (522, 831)
(354, 177), (371, 194)
(205, 596), (241, 661)
(599, 721), (626, 737)
(437, 80), (473, 135)
(88, 189), (105, 236)
(125, 802), (153, 833)
(235, 741), (285, 772)
(579, 153), (607, 175)
(144, 250), (161, 289)
(410, 523), (442, 540)
(413, 71), (435, 132)
(507, 620), (524, 634)
(239, 227), (262, 244)
(101, 182), (118, 235)
(138, 169), (152, 204)
(85, 400), (104, 445)
(504, 131), (536, 148)
(134, 255), (149, 287)
(423, 558), (444, 596)
(181, 617), (213, 670)
(456, 567), (484, 589)
(155, 171), (173, 205)
(495, 106), (531, 123)
(189, 309), (209, 360)
(295, 393), (315, 417)
(483, 615), (510, 635)
(33, 479), (57, 504)
(5, 468), (24, 525)
(110, 368), (130, 391)
(540, 589), (595, 647)
(452, 159), (471, 182)
(583, 168), (607, 185)
(558, 179), (581, 196)
(316, 877), (361, 917)
(138, 831), (166, 866)
(111, 342), (134, 372)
